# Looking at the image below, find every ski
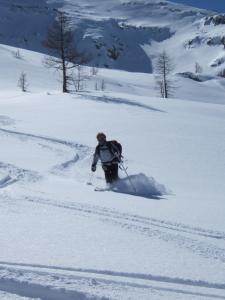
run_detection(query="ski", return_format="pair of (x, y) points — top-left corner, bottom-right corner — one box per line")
(94, 187), (110, 192)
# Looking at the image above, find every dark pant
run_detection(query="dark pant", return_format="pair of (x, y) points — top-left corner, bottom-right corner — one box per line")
(103, 164), (119, 184)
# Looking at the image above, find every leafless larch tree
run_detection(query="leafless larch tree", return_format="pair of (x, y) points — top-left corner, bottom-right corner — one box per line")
(195, 62), (203, 74)
(18, 72), (29, 92)
(155, 51), (175, 99)
(43, 11), (88, 93)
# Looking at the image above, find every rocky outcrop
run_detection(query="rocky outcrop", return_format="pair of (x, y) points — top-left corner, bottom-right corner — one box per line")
(204, 14), (225, 26)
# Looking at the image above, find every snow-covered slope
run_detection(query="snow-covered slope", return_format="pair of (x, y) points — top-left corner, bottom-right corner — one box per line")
(0, 0), (225, 74)
(0, 43), (225, 299)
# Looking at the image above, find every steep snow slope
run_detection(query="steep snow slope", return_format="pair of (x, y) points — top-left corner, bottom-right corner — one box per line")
(0, 44), (225, 299)
(0, 0), (225, 74)
(0, 0), (56, 51)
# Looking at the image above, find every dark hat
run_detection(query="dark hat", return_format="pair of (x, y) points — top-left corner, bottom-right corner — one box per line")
(96, 132), (106, 140)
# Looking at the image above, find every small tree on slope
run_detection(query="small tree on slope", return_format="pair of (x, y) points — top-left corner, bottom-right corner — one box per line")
(18, 72), (29, 92)
(195, 62), (203, 74)
(43, 11), (87, 93)
(155, 51), (175, 99)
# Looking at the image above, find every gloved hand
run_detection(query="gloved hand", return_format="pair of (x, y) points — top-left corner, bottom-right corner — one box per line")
(91, 165), (96, 172)
(102, 165), (108, 171)
(114, 152), (121, 161)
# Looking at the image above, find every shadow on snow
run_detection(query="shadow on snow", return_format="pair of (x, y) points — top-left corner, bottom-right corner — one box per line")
(112, 173), (168, 199)
(80, 94), (165, 113)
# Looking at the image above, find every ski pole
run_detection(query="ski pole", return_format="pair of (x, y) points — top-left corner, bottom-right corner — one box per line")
(119, 161), (137, 193)
(113, 152), (137, 193)
(87, 173), (94, 185)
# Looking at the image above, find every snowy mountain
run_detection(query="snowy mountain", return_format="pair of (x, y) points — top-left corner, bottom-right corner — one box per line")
(0, 0), (225, 74)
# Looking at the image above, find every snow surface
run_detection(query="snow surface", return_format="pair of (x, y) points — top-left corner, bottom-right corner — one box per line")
(0, 43), (225, 299)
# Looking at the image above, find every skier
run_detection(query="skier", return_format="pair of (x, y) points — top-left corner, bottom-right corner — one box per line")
(91, 132), (122, 184)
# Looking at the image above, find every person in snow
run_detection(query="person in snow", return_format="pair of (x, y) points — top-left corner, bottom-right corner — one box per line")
(91, 133), (122, 184)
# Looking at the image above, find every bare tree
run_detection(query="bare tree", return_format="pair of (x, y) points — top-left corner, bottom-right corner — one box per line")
(73, 65), (85, 92)
(218, 69), (225, 78)
(43, 11), (88, 93)
(101, 79), (106, 91)
(90, 66), (98, 76)
(18, 72), (29, 92)
(13, 49), (22, 59)
(155, 51), (175, 99)
(222, 37), (225, 50)
(195, 62), (203, 74)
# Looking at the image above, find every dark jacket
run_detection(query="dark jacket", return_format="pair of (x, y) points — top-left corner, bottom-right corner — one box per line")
(92, 141), (122, 167)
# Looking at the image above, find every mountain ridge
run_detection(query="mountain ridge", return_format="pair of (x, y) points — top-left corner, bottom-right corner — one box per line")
(0, 0), (224, 74)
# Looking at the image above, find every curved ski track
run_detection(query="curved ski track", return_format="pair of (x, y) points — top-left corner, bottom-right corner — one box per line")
(0, 129), (225, 299)
(0, 128), (92, 182)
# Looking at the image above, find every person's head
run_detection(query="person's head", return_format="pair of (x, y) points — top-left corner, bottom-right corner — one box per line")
(96, 132), (106, 145)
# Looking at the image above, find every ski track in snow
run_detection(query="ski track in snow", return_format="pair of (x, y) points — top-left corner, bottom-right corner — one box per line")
(0, 128), (224, 299)
(0, 272), (106, 300)
(0, 175), (19, 189)
(0, 161), (40, 186)
(0, 129), (223, 299)
(0, 128), (90, 158)
(0, 118), (224, 298)
(0, 127), (92, 181)
(51, 154), (80, 173)
(17, 196), (225, 265)
(1, 193), (224, 299)
(0, 261), (224, 300)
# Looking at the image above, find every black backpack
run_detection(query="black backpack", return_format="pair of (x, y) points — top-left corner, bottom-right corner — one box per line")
(96, 140), (122, 157)
(110, 140), (122, 156)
